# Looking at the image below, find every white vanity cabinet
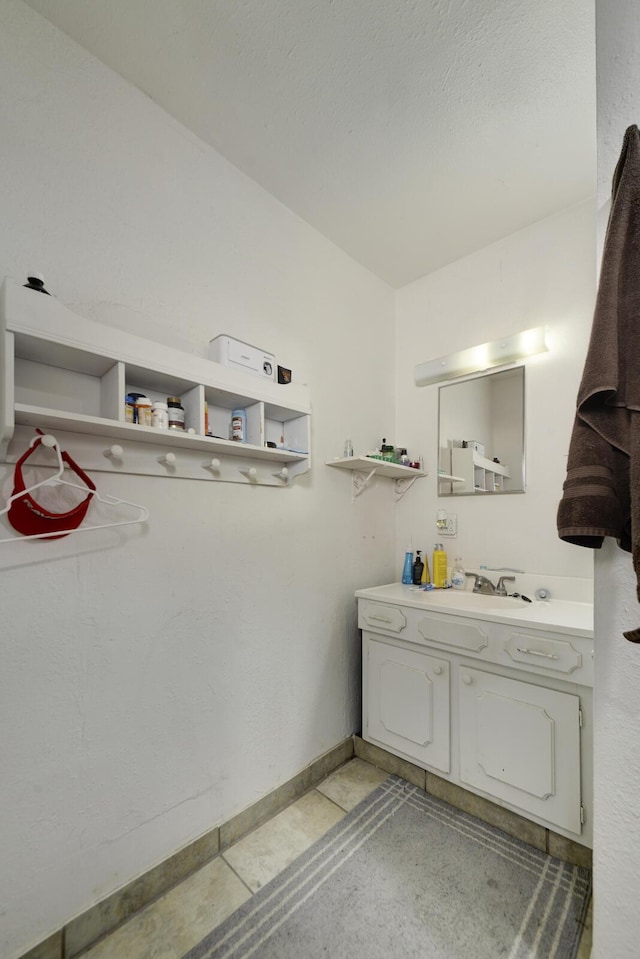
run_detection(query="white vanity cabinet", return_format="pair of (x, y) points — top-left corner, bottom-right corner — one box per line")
(358, 585), (593, 846)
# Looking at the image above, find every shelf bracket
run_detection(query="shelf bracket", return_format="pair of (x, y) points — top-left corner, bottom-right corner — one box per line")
(394, 475), (421, 501)
(352, 467), (378, 498)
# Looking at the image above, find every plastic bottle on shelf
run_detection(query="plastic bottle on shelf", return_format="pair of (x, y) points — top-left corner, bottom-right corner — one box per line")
(151, 401), (169, 429)
(167, 396), (185, 430)
(451, 557), (466, 590)
(412, 550), (424, 585)
(401, 544), (414, 584)
(231, 408), (247, 442)
(433, 543), (448, 588)
(135, 395), (153, 427)
(343, 439), (354, 457)
(421, 552), (431, 585)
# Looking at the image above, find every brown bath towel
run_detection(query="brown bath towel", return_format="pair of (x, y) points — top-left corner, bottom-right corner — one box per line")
(557, 124), (640, 642)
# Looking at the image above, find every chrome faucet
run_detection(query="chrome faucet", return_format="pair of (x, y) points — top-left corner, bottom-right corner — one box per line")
(465, 573), (516, 596)
(495, 575), (516, 597)
(465, 573), (497, 595)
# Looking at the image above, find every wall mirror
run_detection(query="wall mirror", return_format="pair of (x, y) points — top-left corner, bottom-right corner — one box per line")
(437, 366), (525, 496)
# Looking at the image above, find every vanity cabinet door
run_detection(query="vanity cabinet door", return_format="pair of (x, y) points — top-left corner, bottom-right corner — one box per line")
(458, 667), (582, 834)
(364, 635), (450, 773)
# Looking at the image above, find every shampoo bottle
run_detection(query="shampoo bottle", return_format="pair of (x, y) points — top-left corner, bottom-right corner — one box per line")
(433, 543), (448, 588)
(412, 550), (424, 585)
(401, 544), (414, 584)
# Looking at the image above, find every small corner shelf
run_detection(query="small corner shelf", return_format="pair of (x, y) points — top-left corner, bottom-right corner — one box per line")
(326, 455), (426, 500)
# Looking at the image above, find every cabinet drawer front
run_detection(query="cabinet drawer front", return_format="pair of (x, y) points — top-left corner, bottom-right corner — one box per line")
(359, 602), (407, 634)
(504, 633), (582, 675)
(417, 613), (488, 654)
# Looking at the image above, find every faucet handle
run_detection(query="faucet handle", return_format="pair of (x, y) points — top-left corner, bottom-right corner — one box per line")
(496, 575), (516, 596)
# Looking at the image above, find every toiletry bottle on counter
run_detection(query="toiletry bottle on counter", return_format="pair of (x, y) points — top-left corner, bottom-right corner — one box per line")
(421, 552), (431, 585)
(451, 557), (466, 590)
(401, 544), (414, 584)
(412, 550), (424, 585)
(433, 543), (448, 588)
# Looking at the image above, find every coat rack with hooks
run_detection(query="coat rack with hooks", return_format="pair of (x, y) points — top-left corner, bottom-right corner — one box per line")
(0, 278), (311, 487)
(0, 432), (149, 543)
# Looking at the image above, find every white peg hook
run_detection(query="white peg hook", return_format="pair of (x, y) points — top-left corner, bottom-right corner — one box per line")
(207, 458), (221, 472)
(104, 444), (124, 460)
(273, 467), (289, 481)
(239, 466), (257, 481)
(39, 434), (57, 449)
(160, 451), (177, 467)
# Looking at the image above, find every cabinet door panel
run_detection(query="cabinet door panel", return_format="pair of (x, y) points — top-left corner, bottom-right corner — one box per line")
(458, 667), (581, 833)
(365, 637), (450, 773)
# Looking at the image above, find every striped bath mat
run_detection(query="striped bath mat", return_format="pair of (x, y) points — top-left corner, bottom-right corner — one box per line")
(185, 776), (591, 959)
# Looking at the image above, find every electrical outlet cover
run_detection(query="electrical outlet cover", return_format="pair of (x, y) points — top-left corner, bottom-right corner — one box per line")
(440, 514), (457, 536)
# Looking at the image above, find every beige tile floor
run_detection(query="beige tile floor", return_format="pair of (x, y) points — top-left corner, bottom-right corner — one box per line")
(79, 758), (592, 959)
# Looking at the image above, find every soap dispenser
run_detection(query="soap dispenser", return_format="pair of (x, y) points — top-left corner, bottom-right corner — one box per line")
(412, 550), (424, 585)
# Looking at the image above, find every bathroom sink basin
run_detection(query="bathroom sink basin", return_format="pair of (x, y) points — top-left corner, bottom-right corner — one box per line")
(418, 590), (527, 611)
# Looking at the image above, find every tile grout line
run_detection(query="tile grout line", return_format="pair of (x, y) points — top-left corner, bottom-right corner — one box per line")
(219, 854), (257, 898)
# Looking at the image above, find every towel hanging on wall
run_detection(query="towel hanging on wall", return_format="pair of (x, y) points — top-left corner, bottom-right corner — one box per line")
(557, 124), (640, 641)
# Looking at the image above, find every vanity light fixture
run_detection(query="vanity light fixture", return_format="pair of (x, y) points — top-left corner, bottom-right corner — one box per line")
(414, 326), (548, 387)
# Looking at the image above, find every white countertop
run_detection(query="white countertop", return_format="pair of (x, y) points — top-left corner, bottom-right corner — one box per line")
(355, 583), (594, 638)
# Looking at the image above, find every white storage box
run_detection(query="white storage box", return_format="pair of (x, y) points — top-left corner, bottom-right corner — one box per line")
(209, 335), (275, 380)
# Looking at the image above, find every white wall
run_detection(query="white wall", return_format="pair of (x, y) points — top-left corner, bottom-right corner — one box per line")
(593, 3), (640, 956)
(394, 200), (596, 583)
(0, 3), (398, 956)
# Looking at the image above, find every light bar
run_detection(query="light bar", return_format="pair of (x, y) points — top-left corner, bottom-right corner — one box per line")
(414, 326), (548, 387)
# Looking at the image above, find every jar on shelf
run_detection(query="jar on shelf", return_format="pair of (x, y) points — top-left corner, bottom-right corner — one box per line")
(152, 401), (169, 429)
(167, 396), (185, 430)
(231, 408), (246, 442)
(135, 395), (152, 427)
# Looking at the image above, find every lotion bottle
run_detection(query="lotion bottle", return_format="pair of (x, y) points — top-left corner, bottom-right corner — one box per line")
(433, 543), (448, 588)
(401, 544), (414, 584)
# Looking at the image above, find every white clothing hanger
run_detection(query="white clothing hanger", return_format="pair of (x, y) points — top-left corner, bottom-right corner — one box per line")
(0, 433), (149, 542)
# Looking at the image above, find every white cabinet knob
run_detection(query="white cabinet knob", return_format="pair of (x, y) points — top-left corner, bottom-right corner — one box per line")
(462, 673), (472, 685)
(433, 665), (443, 675)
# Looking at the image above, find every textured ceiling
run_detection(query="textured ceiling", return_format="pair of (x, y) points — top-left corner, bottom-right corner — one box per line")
(24, 0), (596, 287)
